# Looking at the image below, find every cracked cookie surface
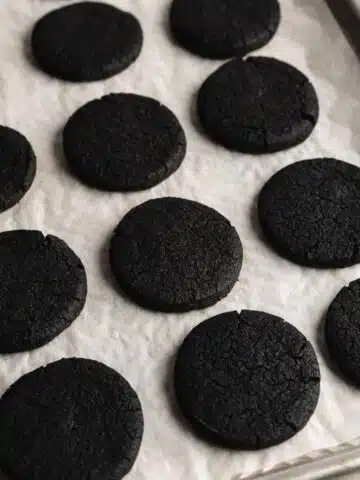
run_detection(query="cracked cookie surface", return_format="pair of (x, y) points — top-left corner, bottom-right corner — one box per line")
(325, 279), (360, 385)
(0, 230), (87, 353)
(170, 0), (280, 59)
(63, 94), (187, 191)
(109, 197), (243, 312)
(258, 158), (360, 267)
(31, 1), (143, 82)
(0, 358), (144, 480)
(174, 310), (320, 449)
(0, 126), (36, 213)
(197, 57), (319, 153)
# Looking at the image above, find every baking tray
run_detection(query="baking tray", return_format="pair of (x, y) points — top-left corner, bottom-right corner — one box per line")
(325, 0), (360, 57)
(239, 440), (360, 479)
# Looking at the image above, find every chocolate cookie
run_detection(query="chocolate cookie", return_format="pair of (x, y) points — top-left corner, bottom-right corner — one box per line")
(170, 0), (280, 59)
(110, 197), (243, 311)
(31, 2), (143, 81)
(0, 126), (36, 213)
(0, 230), (87, 353)
(63, 94), (186, 191)
(175, 310), (320, 448)
(197, 57), (319, 153)
(325, 279), (360, 385)
(0, 358), (144, 480)
(258, 158), (360, 268)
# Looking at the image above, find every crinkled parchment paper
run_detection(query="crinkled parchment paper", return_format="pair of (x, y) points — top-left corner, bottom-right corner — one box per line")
(1, 1), (360, 479)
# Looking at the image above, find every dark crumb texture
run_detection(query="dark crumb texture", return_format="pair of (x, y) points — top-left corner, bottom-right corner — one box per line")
(175, 310), (320, 449)
(170, 0), (280, 59)
(0, 230), (87, 353)
(63, 94), (187, 191)
(0, 126), (36, 213)
(31, 1), (143, 82)
(197, 57), (319, 153)
(110, 197), (243, 312)
(258, 158), (360, 268)
(326, 279), (360, 385)
(0, 358), (144, 480)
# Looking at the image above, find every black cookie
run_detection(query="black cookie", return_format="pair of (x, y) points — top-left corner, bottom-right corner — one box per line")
(325, 279), (360, 385)
(170, 0), (280, 59)
(175, 310), (320, 449)
(110, 197), (243, 312)
(0, 126), (36, 213)
(31, 2), (143, 82)
(0, 358), (144, 480)
(0, 230), (87, 353)
(258, 158), (360, 268)
(197, 57), (319, 153)
(63, 94), (187, 191)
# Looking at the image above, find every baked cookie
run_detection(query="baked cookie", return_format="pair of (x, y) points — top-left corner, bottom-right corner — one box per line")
(175, 310), (320, 448)
(63, 94), (186, 191)
(170, 0), (280, 59)
(0, 230), (87, 353)
(0, 358), (144, 480)
(198, 57), (319, 153)
(110, 197), (243, 311)
(31, 2), (143, 81)
(258, 158), (360, 267)
(0, 126), (36, 213)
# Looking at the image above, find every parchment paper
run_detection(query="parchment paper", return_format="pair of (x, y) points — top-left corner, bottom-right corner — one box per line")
(1, 1), (360, 479)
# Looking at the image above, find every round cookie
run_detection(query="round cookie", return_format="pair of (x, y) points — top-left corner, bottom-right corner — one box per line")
(0, 358), (144, 480)
(0, 230), (87, 353)
(110, 197), (243, 311)
(0, 126), (36, 213)
(170, 0), (280, 59)
(31, 2), (143, 82)
(197, 57), (319, 153)
(175, 310), (320, 449)
(325, 279), (360, 385)
(63, 94), (187, 191)
(258, 158), (360, 268)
